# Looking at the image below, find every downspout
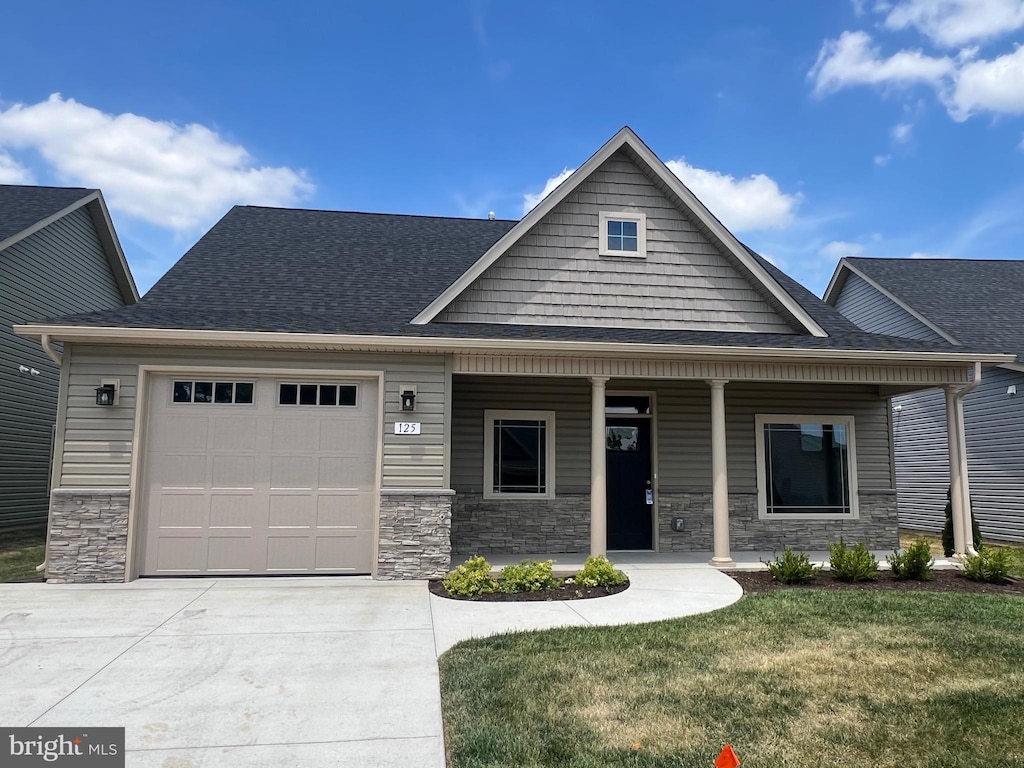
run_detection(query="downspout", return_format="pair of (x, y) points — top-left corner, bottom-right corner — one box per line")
(40, 334), (62, 366)
(955, 362), (983, 557)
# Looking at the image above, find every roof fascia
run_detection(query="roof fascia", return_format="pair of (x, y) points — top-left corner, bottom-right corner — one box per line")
(85, 194), (140, 304)
(822, 259), (849, 305)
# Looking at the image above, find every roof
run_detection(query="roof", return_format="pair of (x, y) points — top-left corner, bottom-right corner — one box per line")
(827, 257), (1024, 361)
(0, 184), (96, 247)
(28, 205), (1006, 358)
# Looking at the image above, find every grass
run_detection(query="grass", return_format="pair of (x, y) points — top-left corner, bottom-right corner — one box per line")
(900, 529), (1024, 577)
(0, 528), (46, 582)
(440, 590), (1024, 767)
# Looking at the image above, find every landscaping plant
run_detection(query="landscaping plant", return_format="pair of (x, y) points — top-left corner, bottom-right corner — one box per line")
(574, 555), (627, 588)
(765, 547), (820, 584)
(962, 547), (1013, 584)
(887, 538), (935, 581)
(499, 559), (561, 593)
(941, 485), (983, 556)
(443, 556), (499, 596)
(828, 539), (879, 582)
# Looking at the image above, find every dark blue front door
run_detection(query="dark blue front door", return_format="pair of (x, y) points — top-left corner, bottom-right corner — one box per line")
(606, 417), (653, 550)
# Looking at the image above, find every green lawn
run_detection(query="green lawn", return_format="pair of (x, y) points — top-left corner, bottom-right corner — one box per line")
(900, 529), (1024, 577)
(0, 528), (46, 582)
(440, 590), (1024, 768)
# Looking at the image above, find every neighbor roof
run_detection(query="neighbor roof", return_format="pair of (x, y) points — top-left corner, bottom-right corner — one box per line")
(28, 204), (1005, 358)
(0, 184), (96, 247)
(828, 257), (1024, 361)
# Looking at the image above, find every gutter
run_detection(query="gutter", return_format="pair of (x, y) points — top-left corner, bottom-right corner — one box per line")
(40, 334), (62, 366)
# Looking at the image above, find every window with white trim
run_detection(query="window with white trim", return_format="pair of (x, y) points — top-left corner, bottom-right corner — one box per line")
(756, 415), (858, 519)
(599, 211), (647, 257)
(484, 410), (555, 499)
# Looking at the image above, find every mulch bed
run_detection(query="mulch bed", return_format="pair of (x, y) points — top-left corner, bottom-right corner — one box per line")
(731, 569), (1024, 596)
(428, 579), (630, 602)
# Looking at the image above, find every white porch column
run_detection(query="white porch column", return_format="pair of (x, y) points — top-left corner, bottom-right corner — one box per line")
(590, 376), (608, 556)
(708, 379), (734, 567)
(955, 397), (977, 554)
(945, 385), (967, 556)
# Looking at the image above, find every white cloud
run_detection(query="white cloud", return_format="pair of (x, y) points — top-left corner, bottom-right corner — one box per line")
(0, 94), (313, 232)
(0, 150), (33, 184)
(522, 167), (574, 215)
(809, 31), (954, 95)
(874, 153), (893, 165)
(665, 159), (801, 231)
(891, 122), (914, 141)
(882, 0), (1024, 47)
(819, 240), (865, 260)
(909, 251), (951, 258)
(946, 45), (1024, 119)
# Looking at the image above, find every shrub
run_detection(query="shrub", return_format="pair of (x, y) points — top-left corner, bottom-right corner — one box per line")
(887, 538), (935, 581)
(443, 556), (498, 597)
(828, 539), (879, 582)
(500, 559), (561, 593)
(941, 486), (983, 556)
(962, 547), (1013, 584)
(765, 547), (820, 584)
(575, 555), (627, 588)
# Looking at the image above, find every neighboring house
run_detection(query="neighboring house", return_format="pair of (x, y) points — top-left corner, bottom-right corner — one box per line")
(825, 257), (1024, 542)
(0, 186), (138, 530)
(14, 128), (1009, 584)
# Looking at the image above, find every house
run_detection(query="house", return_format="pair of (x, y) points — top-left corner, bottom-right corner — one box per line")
(825, 257), (1024, 542)
(14, 128), (1011, 583)
(0, 185), (138, 531)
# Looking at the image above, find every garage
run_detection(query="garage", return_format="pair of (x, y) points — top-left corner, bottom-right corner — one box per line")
(138, 374), (379, 576)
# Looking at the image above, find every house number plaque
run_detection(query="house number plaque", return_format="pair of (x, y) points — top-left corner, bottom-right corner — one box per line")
(394, 422), (421, 435)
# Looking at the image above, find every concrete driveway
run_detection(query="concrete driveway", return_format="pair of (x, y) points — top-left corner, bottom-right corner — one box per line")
(0, 567), (741, 767)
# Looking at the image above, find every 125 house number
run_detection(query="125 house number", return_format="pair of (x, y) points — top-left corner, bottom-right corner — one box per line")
(394, 422), (421, 435)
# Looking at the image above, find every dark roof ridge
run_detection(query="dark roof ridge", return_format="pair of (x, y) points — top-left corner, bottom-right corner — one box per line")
(239, 204), (519, 224)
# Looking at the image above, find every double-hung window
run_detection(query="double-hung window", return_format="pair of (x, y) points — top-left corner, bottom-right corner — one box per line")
(484, 410), (555, 499)
(755, 415), (858, 519)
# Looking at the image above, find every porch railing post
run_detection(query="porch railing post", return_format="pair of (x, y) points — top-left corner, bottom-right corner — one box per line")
(590, 376), (608, 557)
(708, 379), (735, 567)
(945, 385), (967, 556)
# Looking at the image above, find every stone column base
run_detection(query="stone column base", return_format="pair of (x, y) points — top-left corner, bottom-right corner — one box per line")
(46, 489), (130, 584)
(377, 490), (454, 579)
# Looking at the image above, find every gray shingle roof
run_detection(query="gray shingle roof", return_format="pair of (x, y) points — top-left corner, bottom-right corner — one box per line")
(0, 185), (95, 246)
(846, 257), (1024, 359)
(40, 205), (988, 355)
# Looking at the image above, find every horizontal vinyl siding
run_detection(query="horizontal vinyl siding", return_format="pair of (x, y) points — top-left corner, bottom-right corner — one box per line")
(892, 389), (949, 533)
(833, 273), (946, 342)
(452, 376), (892, 495)
(59, 345), (449, 490)
(0, 207), (126, 528)
(441, 151), (794, 334)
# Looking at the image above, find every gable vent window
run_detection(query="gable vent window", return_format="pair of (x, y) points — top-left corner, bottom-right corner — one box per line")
(173, 381), (254, 405)
(278, 383), (358, 407)
(599, 211), (647, 258)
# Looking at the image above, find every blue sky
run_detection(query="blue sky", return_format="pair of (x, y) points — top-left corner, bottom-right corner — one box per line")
(3, 0), (1024, 295)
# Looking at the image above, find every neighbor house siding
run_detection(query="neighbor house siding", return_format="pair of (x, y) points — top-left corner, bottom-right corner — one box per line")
(451, 376), (892, 495)
(440, 150), (795, 334)
(894, 368), (1024, 542)
(57, 345), (450, 489)
(0, 207), (125, 528)
(833, 273), (947, 342)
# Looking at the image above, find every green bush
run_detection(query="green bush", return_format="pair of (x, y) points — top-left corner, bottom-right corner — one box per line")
(828, 539), (879, 582)
(443, 556), (498, 596)
(962, 547), (1013, 584)
(500, 559), (561, 593)
(574, 555), (627, 588)
(765, 547), (820, 584)
(887, 538), (935, 581)
(941, 486), (983, 556)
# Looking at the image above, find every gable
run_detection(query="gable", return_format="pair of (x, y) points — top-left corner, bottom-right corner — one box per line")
(438, 150), (797, 334)
(832, 272), (948, 343)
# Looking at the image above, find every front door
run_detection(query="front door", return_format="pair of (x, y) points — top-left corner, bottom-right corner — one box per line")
(606, 417), (653, 550)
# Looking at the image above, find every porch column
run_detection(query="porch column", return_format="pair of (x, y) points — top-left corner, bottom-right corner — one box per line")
(708, 379), (734, 567)
(944, 385), (967, 556)
(955, 396), (977, 555)
(590, 376), (608, 556)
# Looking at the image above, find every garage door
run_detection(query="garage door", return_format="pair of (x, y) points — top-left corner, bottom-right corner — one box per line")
(139, 375), (379, 575)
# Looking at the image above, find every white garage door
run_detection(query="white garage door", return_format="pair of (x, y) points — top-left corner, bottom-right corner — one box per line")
(139, 375), (379, 576)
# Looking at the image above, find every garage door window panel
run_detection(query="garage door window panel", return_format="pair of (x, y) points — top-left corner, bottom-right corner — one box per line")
(278, 383), (360, 407)
(172, 380), (256, 405)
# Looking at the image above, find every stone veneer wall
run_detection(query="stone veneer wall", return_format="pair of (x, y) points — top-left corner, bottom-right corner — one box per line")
(451, 493), (590, 555)
(377, 490), (454, 579)
(46, 489), (130, 584)
(657, 491), (899, 552)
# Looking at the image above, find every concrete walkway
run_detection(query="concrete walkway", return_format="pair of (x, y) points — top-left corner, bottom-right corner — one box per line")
(0, 565), (740, 767)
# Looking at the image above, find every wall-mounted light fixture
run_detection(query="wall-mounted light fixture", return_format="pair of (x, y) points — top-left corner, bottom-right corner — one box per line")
(400, 385), (417, 412)
(95, 378), (120, 406)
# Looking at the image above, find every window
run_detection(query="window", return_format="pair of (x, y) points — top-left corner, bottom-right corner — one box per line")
(173, 381), (254, 405)
(484, 410), (555, 499)
(278, 383), (358, 407)
(755, 415), (858, 519)
(599, 211), (647, 257)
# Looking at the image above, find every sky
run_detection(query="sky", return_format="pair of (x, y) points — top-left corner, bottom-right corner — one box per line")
(3, 0), (1024, 296)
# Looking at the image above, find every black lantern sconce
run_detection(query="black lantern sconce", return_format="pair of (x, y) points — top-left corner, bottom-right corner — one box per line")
(94, 379), (120, 406)
(400, 386), (417, 412)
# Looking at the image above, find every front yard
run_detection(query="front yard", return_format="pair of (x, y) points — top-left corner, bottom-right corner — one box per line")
(440, 590), (1024, 768)
(0, 528), (45, 582)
